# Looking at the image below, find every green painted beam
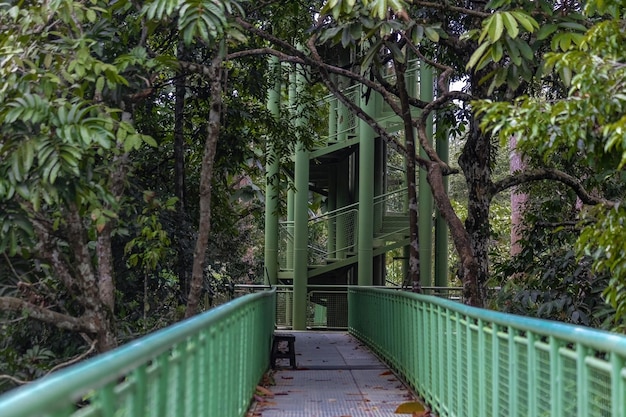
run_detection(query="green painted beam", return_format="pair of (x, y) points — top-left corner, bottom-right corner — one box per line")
(291, 66), (308, 330)
(357, 83), (376, 286)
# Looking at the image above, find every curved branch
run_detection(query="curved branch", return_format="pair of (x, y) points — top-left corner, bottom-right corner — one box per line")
(409, 0), (491, 17)
(0, 297), (97, 333)
(401, 32), (454, 95)
(235, 17), (431, 112)
(491, 168), (618, 207)
(46, 340), (97, 374)
(305, 36), (408, 155)
(415, 91), (473, 171)
(226, 48), (304, 64)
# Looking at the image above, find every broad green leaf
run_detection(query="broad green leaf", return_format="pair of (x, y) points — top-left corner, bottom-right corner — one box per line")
(558, 21), (588, 31)
(466, 41), (490, 70)
(491, 41), (503, 62)
(511, 11), (539, 32)
(424, 26), (439, 42)
(142, 135), (158, 147)
(502, 12), (519, 38)
(488, 13), (504, 42)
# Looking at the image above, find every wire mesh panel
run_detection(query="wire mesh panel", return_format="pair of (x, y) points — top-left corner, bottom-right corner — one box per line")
(348, 287), (626, 417)
(275, 287), (293, 328)
(373, 188), (409, 215)
(308, 207), (358, 263)
(307, 290), (348, 329)
(278, 221), (294, 270)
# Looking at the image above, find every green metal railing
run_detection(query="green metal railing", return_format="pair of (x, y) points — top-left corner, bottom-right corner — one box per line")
(0, 290), (276, 417)
(349, 287), (624, 417)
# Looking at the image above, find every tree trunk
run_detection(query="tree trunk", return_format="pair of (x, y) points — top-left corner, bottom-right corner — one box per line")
(185, 49), (225, 318)
(509, 135), (526, 256)
(174, 40), (189, 297)
(458, 113), (492, 304)
(426, 163), (482, 306)
(395, 61), (421, 292)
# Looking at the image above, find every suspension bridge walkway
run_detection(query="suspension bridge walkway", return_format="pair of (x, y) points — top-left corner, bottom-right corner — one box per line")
(1, 287), (625, 417)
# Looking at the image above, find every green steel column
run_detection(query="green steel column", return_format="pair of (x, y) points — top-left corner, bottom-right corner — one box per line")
(327, 87), (338, 256)
(434, 127), (449, 287)
(357, 83), (375, 286)
(329, 96), (337, 142)
(286, 189), (294, 270)
(334, 86), (351, 259)
(336, 158), (350, 258)
(419, 63), (434, 287)
(338, 91), (350, 142)
(264, 57), (281, 285)
(327, 167), (337, 256)
(291, 66), (308, 330)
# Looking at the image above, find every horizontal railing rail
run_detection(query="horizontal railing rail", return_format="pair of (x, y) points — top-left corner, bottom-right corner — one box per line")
(0, 290), (276, 417)
(349, 287), (625, 417)
(373, 187), (408, 215)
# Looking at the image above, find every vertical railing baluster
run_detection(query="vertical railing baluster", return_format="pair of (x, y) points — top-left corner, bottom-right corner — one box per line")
(577, 344), (589, 417)
(492, 323), (500, 417)
(611, 353), (625, 417)
(477, 319), (486, 417)
(527, 332), (537, 417)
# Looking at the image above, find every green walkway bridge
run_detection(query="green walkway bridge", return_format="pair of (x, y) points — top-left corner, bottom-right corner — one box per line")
(2, 287), (626, 417)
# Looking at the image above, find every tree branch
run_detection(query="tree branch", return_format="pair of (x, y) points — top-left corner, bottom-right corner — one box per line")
(235, 17), (431, 111)
(46, 340), (97, 375)
(0, 297), (97, 333)
(414, 91), (472, 172)
(491, 168), (618, 207)
(305, 36), (408, 155)
(409, 0), (491, 17)
(0, 374), (28, 385)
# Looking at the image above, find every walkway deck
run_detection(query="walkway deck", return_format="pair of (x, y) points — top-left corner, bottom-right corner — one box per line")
(249, 332), (421, 417)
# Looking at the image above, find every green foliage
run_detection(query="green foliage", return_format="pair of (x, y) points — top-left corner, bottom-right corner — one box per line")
(477, 0), (626, 325)
(577, 206), (626, 327)
(142, 0), (244, 45)
(125, 193), (177, 272)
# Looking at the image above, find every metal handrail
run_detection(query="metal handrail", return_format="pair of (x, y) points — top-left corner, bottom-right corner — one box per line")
(349, 287), (626, 417)
(0, 290), (276, 417)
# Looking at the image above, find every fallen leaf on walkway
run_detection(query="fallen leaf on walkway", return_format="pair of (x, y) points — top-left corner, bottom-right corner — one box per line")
(256, 385), (274, 398)
(379, 371), (393, 376)
(281, 376), (294, 379)
(394, 401), (428, 415)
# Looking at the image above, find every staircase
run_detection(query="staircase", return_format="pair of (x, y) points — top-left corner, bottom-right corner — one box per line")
(278, 203), (410, 282)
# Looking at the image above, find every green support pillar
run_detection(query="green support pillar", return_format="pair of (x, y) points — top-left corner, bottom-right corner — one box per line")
(434, 128), (450, 288)
(336, 158), (350, 259)
(292, 66), (309, 330)
(327, 168), (337, 256)
(419, 63), (434, 288)
(286, 189), (295, 270)
(357, 84), (376, 286)
(264, 57), (280, 285)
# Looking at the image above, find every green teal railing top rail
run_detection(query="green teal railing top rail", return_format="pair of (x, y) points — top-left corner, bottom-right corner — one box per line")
(0, 289), (276, 417)
(349, 287), (626, 417)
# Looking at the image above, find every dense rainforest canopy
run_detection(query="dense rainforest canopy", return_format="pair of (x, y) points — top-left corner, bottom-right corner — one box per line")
(1, 0), (626, 391)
